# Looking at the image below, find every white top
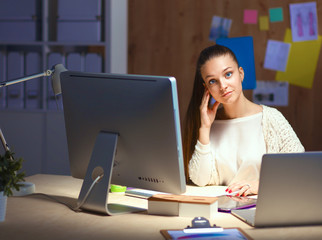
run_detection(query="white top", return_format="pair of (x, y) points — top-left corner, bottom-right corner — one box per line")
(211, 112), (265, 185)
(188, 105), (305, 187)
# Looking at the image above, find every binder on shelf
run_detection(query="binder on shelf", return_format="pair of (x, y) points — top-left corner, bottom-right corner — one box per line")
(85, 53), (102, 73)
(0, 51), (6, 108)
(0, 21), (39, 42)
(7, 52), (24, 109)
(0, 0), (40, 42)
(56, 0), (101, 42)
(57, 0), (101, 20)
(0, 0), (38, 20)
(25, 52), (42, 109)
(47, 53), (64, 110)
(57, 21), (101, 42)
(66, 53), (83, 71)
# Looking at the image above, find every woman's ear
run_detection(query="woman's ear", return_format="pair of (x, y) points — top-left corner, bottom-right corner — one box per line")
(239, 67), (245, 82)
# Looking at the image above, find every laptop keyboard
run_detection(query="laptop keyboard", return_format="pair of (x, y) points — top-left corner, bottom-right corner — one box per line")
(231, 208), (256, 226)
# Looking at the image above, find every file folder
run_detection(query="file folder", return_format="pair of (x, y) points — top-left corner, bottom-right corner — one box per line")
(57, 21), (101, 42)
(85, 53), (102, 73)
(0, 21), (38, 42)
(7, 51), (24, 109)
(57, 0), (101, 20)
(56, 0), (101, 42)
(0, 0), (40, 42)
(0, 0), (38, 20)
(25, 52), (42, 109)
(66, 53), (83, 71)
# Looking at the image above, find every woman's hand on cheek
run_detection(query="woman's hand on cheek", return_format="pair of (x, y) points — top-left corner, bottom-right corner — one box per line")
(200, 89), (220, 129)
(199, 89), (220, 145)
(225, 180), (259, 197)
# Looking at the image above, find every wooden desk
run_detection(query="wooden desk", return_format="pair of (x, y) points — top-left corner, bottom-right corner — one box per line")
(1, 174), (322, 240)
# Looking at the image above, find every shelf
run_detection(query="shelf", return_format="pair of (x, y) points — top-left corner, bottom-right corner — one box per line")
(0, 41), (106, 47)
(46, 41), (106, 46)
(0, 42), (43, 46)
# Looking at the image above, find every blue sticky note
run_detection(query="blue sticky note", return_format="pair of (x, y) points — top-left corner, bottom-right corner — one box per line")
(216, 36), (257, 90)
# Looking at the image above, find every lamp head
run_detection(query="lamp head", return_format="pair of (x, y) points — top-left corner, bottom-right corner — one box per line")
(51, 64), (67, 95)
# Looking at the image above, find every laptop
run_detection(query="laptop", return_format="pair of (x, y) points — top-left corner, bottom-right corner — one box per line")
(231, 152), (322, 227)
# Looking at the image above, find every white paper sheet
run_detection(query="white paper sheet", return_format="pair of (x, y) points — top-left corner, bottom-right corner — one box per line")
(264, 40), (291, 72)
(209, 16), (232, 41)
(253, 81), (289, 106)
(289, 1), (318, 42)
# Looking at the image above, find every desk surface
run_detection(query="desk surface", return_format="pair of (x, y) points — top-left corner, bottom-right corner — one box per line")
(1, 174), (322, 240)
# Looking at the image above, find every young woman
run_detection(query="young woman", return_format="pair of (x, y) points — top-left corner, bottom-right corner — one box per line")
(183, 44), (304, 196)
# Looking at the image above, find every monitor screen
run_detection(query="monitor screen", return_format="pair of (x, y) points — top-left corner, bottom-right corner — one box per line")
(60, 71), (186, 214)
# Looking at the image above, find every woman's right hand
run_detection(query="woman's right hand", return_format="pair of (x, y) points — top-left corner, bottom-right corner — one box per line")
(198, 89), (220, 144)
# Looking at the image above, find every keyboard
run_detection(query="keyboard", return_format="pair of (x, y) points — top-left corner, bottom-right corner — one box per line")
(231, 208), (256, 226)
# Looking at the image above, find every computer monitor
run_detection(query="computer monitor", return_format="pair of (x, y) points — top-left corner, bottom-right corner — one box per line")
(60, 71), (186, 215)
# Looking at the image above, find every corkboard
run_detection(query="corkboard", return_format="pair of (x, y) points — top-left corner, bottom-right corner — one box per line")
(128, 0), (322, 151)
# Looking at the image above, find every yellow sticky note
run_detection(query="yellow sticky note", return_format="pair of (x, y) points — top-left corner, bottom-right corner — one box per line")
(276, 28), (322, 88)
(259, 16), (269, 31)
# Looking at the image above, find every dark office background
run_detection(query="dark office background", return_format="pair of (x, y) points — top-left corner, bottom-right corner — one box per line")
(0, 0), (321, 176)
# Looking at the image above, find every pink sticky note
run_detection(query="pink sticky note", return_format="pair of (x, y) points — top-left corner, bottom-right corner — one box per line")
(244, 9), (258, 24)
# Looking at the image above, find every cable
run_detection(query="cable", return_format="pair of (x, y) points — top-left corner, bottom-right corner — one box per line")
(73, 174), (104, 212)
(54, 95), (60, 110)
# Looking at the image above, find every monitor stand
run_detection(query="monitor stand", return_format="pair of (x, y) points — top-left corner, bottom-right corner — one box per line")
(77, 131), (145, 215)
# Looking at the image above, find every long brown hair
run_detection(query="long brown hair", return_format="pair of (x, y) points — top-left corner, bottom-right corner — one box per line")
(182, 44), (239, 182)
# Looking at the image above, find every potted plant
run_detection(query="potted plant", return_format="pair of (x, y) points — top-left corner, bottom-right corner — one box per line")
(0, 150), (25, 222)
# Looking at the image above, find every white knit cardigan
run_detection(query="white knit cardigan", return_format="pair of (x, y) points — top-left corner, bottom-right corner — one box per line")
(188, 105), (305, 186)
(261, 105), (304, 153)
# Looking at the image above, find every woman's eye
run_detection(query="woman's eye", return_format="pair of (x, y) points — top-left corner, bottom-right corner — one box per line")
(209, 79), (217, 85)
(225, 72), (232, 78)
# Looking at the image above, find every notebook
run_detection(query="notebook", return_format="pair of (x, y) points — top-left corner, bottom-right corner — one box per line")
(231, 152), (322, 227)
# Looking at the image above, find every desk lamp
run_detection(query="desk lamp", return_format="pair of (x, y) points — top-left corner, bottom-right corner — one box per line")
(0, 64), (67, 196)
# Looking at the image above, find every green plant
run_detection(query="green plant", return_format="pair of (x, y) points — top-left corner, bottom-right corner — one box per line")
(0, 151), (25, 197)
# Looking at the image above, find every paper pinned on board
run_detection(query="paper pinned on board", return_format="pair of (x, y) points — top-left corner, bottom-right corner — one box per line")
(216, 36), (257, 90)
(264, 39), (291, 72)
(275, 28), (322, 89)
(289, 1), (318, 42)
(209, 15), (232, 41)
(259, 16), (269, 31)
(269, 7), (284, 22)
(243, 9), (258, 24)
(253, 80), (289, 106)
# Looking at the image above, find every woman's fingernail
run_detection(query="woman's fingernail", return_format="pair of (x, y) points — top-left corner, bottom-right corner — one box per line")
(229, 190), (232, 193)
(225, 188), (228, 192)
(236, 193), (239, 197)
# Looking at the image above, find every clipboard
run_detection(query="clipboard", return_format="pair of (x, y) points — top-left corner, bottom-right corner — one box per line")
(160, 228), (252, 240)
(160, 217), (253, 240)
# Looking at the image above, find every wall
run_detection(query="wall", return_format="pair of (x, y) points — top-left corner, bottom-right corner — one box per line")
(128, 0), (322, 151)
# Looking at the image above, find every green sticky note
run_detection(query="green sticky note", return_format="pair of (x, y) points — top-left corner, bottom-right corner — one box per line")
(269, 7), (283, 22)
